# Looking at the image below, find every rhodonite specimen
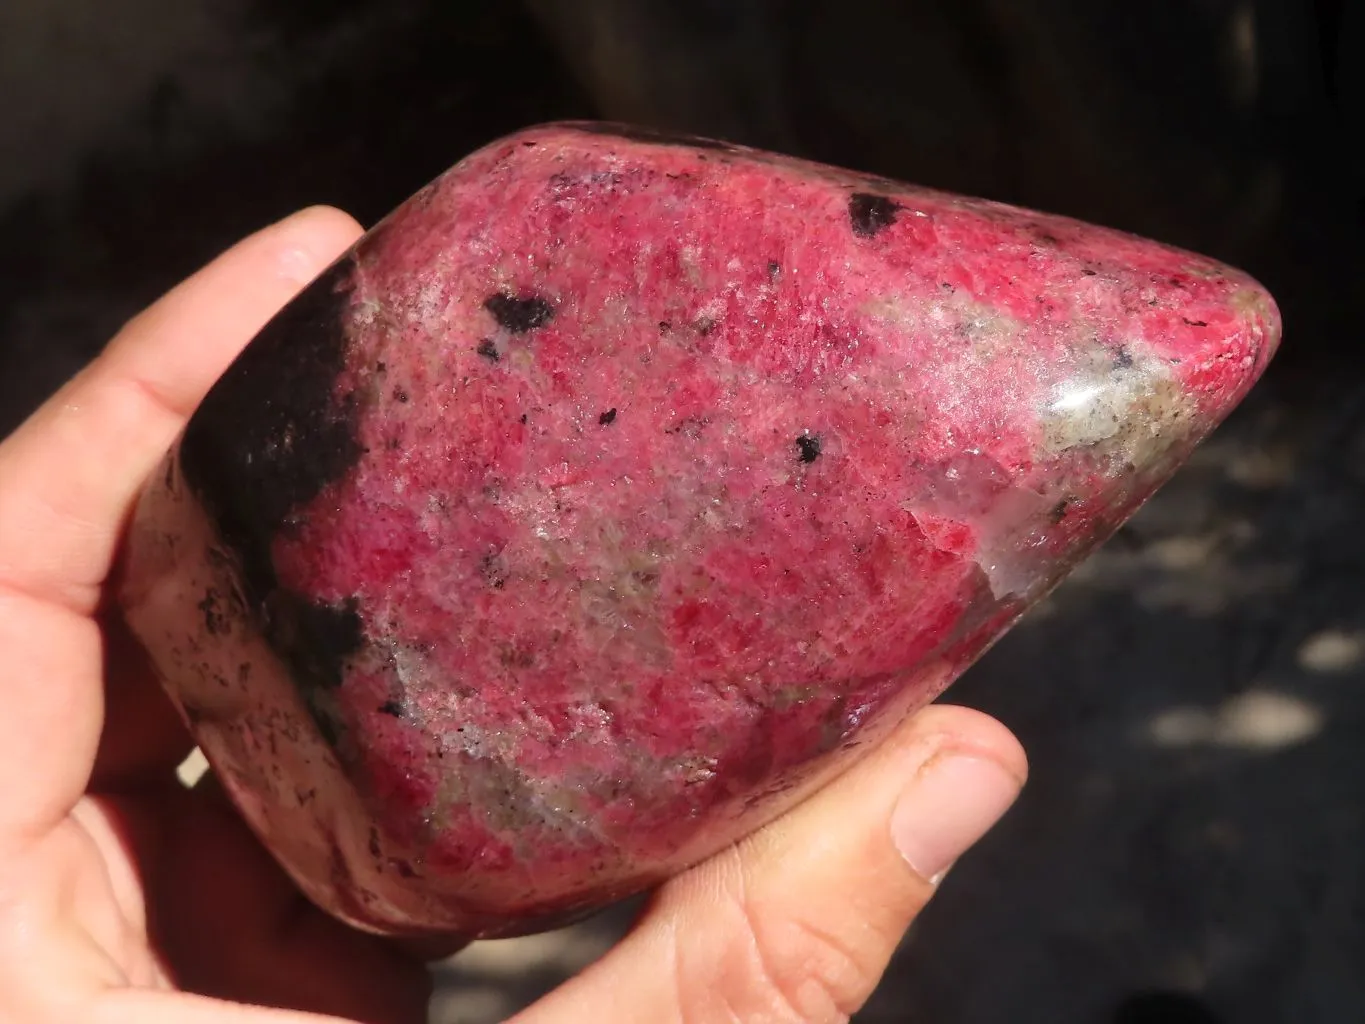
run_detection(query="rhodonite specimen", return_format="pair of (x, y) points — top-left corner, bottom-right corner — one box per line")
(119, 122), (1281, 940)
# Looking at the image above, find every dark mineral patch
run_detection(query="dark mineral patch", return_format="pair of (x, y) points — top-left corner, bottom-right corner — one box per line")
(848, 192), (902, 238)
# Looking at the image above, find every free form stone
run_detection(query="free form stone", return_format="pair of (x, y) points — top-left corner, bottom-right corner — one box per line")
(119, 122), (1280, 939)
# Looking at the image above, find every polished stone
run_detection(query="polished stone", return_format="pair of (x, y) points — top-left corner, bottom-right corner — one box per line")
(119, 122), (1280, 939)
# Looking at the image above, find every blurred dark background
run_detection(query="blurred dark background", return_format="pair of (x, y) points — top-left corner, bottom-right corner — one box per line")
(2, 1), (1362, 1021)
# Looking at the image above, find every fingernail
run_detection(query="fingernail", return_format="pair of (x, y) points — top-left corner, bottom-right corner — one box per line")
(891, 752), (1022, 884)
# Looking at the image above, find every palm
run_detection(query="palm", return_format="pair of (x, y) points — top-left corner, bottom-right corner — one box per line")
(17, 803), (169, 991)
(16, 799), (171, 994)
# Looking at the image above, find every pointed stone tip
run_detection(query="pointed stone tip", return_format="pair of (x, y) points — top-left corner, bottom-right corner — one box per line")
(1235, 277), (1283, 368)
(1168, 268), (1282, 422)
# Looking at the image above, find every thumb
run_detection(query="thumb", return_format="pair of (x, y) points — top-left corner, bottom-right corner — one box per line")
(511, 704), (1026, 1024)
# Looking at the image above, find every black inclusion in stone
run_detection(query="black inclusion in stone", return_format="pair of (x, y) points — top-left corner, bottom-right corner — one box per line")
(264, 591), (364, 692)
(599, 408), (617, 425)
(484, 292), (555, 333)
(848, 192), (902, 238)
(180, 255), (363, 602)
(795, 434), (822, 463)
(179, 255), (367, 737)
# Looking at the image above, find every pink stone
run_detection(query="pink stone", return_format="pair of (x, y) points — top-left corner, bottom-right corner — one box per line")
(119, 122), (1280, 940)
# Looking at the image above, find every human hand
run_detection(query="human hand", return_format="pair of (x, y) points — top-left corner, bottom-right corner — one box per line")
(0, 207), (1026, 1024)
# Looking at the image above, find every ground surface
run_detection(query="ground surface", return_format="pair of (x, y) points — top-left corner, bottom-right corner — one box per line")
(3, 2), (1362, 1021)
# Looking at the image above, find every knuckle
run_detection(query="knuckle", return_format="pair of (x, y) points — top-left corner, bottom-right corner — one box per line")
(743, 902), (866, 1024)
(675, 849), (885, 1024)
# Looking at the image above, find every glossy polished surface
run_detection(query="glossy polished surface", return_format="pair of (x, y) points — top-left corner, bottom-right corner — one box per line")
(120, 122), (1280, 939)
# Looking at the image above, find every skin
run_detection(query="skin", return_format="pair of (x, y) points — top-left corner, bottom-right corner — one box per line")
(0, 206), (1026, 1024)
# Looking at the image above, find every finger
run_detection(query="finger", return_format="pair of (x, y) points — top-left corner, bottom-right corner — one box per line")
(0, 585), (106, 844)
(90, 604), (196, 792)
(0, 584), (197, 844)
(512, 704), (1026, 1024)
(0, 206), (363, 615)
(94, 989), (365, 1024)
(146, 778), (430, 1024)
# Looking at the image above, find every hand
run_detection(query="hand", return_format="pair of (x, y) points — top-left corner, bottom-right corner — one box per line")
(0, 208), (1027, 1024)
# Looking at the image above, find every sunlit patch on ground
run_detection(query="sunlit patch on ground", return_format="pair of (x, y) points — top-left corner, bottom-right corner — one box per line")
(176, 746), (209, 787)
(1146, 691), (1324, 751)
(1296, 629), (1365, 673)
